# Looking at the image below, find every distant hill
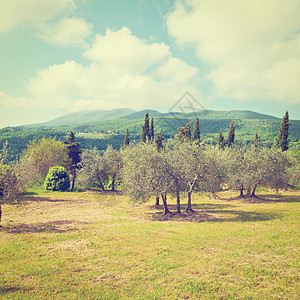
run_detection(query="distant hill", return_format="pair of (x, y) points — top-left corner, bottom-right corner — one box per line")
(120, 109), (163, 119)
(1, 107), (299, 162)
(28, 108), (279, 127)
(28, 108), (136, 127)
(163, 110), (279, 120)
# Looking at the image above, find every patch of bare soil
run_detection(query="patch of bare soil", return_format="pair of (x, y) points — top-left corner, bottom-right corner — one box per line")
(2, 220), (89, 234)
(0, 192), (116, 234)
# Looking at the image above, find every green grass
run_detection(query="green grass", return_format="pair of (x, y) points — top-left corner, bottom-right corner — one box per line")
(0, 189), (299, 299)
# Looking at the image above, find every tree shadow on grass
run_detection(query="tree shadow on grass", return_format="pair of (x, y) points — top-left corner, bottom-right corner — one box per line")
(222, 193), (300, 204)
(20, 196), (73, 203)
(0, 220), (89, 234)
(0, 286), (33, 295)
(146, 203), (282, 223)
(256, 194), (300, 203)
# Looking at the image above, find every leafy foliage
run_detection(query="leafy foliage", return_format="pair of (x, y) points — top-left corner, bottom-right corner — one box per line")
(19, 137), (68, 184)
(176, 121), (192, 142)
(44, 166), (70, 191)
(0, 165), (18, 202)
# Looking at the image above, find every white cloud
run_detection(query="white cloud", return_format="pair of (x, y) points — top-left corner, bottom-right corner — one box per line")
(0, 91), (35, 108)
(84, 27), (171, 74)
(25, 27), (200, 112)
(151, 57), (198, 83)
(0, 0), (75, 32)
(167, 0), (300, 104)
(36, 17), (93, 47)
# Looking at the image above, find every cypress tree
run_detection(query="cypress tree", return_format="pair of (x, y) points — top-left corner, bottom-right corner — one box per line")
(275, 111), (289, 151)
(141, 111), (150, 143)
(65, 131), (82, 190)
(192, 117), (200, 145)
(149, 117), (154, 141)
(124, 128), (130, 146)
(218, 129), (225, 150)
(253, 131), (259, 151)
(227, 120), (235, 148)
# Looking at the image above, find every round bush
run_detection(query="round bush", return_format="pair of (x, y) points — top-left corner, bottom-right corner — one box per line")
(44, 166), (70, 191)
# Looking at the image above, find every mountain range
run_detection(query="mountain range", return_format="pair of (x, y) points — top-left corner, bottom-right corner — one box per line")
(29, 108), (280, 127)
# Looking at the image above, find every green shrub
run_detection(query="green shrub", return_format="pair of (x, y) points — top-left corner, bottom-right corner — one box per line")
(44, 166), (70, 191)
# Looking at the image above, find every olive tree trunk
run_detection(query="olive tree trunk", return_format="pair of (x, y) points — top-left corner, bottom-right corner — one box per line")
(239, 183), (244, 198)
(96, 173), (106, 191)
(186, 177), (198, 213)
(161, 193), (170, 215)
(176, 186), (181, 214)
(111, 174), (116, 191)
(155, 195), (160, 206)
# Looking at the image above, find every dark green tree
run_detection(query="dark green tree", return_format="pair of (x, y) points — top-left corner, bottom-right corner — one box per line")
(177, 121), (192, 142)
(253, 131), (259, 151)
(149, 117), (154, 141)
(141, 112), (150, 143)
(44, 166), (70, 191)
(218, 129), (225, 150)
(227, 120), (235, 148)
(124, 128), (130, 147)
(192, 117), (200, 145)
(65, 131), (82, 190)
(275, 111), (289, 151)
(155, 134), (164, 152)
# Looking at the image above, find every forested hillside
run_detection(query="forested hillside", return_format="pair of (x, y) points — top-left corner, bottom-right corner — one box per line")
(1, 109), (299, 162)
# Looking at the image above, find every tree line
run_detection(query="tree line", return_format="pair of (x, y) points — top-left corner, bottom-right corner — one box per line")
(0, 110), (299, 221)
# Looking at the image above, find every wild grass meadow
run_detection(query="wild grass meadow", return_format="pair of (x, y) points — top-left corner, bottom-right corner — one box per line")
(1, 189), (299, 299)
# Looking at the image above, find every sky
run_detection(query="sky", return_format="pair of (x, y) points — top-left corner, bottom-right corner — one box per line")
(0, 0), (300, 128)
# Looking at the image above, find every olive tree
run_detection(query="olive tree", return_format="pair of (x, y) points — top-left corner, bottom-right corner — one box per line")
(223, 146), (246, 197)
(0, 142), (18, 221)
(201, 146), (227, 195)
(77, 148), (108, 191)
(162, 140), (188, 213)
(0, 165), (18, 222)
(263, 148), (299, 192)
(103, 145), (122, 191)
(17, 137), (68, 185)
(121, 142), (172, 214)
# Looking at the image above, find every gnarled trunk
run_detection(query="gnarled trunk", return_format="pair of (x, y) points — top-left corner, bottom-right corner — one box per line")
(176, 186), (181, 214)
(96, 173), (106, 191)
(186, 179), (197, 213)
(186, 191), (194, 213)
(155, 195), (160, 206)
(251, 184), (258, 198)
(161, 193), (170, 214)
(246, 186), (251, 197)
(239, 183), (244, 198)
(111, 174), (116, 191)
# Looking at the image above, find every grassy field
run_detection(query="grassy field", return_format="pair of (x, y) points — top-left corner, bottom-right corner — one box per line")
(0, 189), (299, 299)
